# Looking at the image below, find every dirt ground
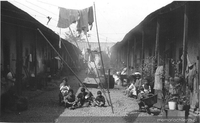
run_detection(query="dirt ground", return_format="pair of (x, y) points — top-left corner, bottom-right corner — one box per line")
(2, 70), (194, 123)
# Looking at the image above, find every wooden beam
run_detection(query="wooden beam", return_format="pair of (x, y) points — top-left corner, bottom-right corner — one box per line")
(141, 31), (145, 78)
(134, 36), (136, 71)
(35, 31), (37, 76)
(198, 49), (200, 112)
(127, 39), (130, 75)
(155, 18), (160, 71)
(182, 4), (188, 76)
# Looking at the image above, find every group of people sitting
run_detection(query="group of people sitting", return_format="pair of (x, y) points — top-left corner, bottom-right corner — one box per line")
(124, 72), (153, 112)
(59, 78), (106, 110)
(125, 73), (151, 97)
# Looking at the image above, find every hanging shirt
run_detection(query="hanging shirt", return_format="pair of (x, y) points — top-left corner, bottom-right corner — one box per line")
(77, 8), (89, 34)
(57, 7), (79, 28)
(88, 6), (94, 30)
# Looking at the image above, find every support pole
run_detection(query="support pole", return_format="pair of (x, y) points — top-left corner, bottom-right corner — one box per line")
(37, 28), (90, 92)
(141, 31), (145, 79)
(155, 18), (160, 72)
(127, 39), (130, 75)
(92, 62), (110, 106)
(133, 36), (136, 71)
(93, 2), (114, 113)
(108, 69), (114, 113)
(182, 4), (188, 77)
(198, 52), (200, 113)
(35, 30), (37, 77)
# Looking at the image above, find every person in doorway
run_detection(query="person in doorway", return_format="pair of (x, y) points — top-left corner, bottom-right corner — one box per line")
(95, 91), (105, 107)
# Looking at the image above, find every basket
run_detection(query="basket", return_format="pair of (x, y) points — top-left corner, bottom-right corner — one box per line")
(141, 94), (157, 106)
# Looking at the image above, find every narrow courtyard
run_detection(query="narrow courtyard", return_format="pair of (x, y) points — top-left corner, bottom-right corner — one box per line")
(0, 71), (163, 123)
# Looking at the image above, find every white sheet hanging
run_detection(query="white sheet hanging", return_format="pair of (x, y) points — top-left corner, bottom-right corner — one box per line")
(154, 66), (163, 90)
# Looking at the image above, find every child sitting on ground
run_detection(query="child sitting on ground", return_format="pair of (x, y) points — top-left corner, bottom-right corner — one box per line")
(137, 87), (150, 113)
(72, 87), (88, 109)
(142, 78), (151, 94)
(84, 92), (96, 107)
(95, 91), (105, 107)
(60, 78), (70, 96)
(124, 81), (137, 98)
(64, 89), (75, 108)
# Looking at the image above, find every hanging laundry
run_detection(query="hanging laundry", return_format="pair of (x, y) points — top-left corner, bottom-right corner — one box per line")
(154, 66), (163, 90)
(57, 7), (79, 28)
(88, 6), (94, 30)
(77, 8), (89, 34)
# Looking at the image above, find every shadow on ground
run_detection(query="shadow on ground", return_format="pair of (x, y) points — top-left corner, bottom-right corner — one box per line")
(123, 110), (140, 123)
(0, 71), (86, 122)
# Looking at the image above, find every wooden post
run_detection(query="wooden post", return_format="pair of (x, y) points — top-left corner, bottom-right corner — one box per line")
(141, 30), (145, 79)
(198, 52), (200, 112)
(16, 27), (23, 95)
(134, 36), (136, 71)
(127, 39), (130, 75)
(155, 18), (160, 72)
(108, 69), (114, 113)
(35, 31), (37, 76)
(197, 51), (200, 112)
(93, 2), (114, 113)
(182, 4), (188, 77)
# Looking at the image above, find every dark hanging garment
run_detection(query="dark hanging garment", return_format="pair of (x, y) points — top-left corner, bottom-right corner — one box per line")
(77, 8), (89, 34)
(88, 6), (94, 30)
